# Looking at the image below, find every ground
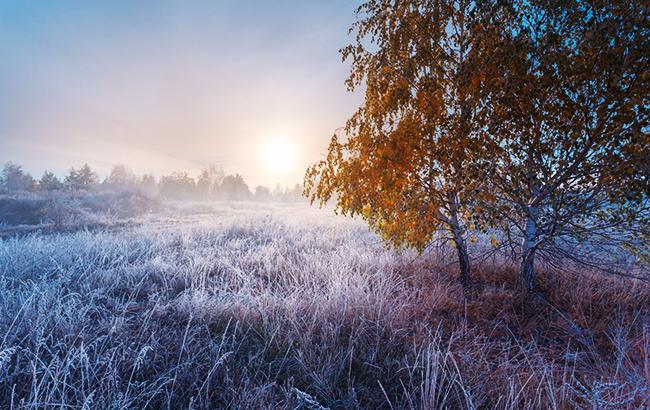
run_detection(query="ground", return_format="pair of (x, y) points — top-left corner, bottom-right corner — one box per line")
(0, 201), (648, 409)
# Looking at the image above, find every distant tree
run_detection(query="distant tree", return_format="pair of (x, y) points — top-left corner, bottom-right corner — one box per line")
(270, 183), (305, 202)
(65, 164), (99, 191)
(288, 184), (304, 202)
(1, 162), (36, 192)
(196, 165), (224, 199)
(254, 185), (271, 201)
(104, 165), (137, 188)
(484, 0), (650, 292)
(272, 183), (285, 198)
(159, 171), (196, 199)
(39, 171), (64, 191)
(217, 174), (251, 200)
(140, 174), (157, 195)
(305, 0), (505, 292)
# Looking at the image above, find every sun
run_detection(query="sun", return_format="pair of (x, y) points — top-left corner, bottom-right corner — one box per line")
(262, 138), (297, 173)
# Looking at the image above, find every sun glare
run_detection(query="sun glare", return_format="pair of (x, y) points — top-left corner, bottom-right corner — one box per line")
(262, 138), (297, 174)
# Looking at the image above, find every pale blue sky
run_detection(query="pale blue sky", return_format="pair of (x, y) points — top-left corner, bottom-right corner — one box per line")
(0, 0), (363, 186)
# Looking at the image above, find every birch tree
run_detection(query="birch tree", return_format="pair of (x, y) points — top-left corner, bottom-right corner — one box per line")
(487, 0), (649, 292)
(305, 0), (505, 292)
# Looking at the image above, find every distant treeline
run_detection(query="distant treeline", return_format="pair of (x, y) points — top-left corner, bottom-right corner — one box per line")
(0, 162), (304, 202)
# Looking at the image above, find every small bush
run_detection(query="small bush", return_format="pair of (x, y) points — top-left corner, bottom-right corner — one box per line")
(0, 190), (161, 233)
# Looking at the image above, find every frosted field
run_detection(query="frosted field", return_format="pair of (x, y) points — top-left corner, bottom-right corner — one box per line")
(0, 202), (647, 409)
(0, 203), (412, 408)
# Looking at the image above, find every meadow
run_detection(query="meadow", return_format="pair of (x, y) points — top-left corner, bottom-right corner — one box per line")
(0, 199), (647, 409)
(1, 0), (647, 408)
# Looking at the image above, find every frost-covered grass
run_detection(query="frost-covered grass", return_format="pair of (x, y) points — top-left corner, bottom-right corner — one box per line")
(0, 203), (648, 409)
(0, 190), (162, 239)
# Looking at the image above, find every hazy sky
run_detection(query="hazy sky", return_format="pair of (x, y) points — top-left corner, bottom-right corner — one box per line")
(0, 0), (363, 187)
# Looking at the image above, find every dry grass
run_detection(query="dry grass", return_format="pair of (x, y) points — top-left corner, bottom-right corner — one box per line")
(0, 202), (647, 409)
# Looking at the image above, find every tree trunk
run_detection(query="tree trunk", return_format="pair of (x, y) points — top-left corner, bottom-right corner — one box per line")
(446, 193), (472, 293)
(452, 231), (473, 292)
(520, 208), (539, 292)
(520, 245), (536, 292)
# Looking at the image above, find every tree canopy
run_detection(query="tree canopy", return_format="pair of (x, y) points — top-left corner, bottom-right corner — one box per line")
(306, 0), (508, 291)
(485, 0), (649, 290)
(306, 0), (649, 294)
